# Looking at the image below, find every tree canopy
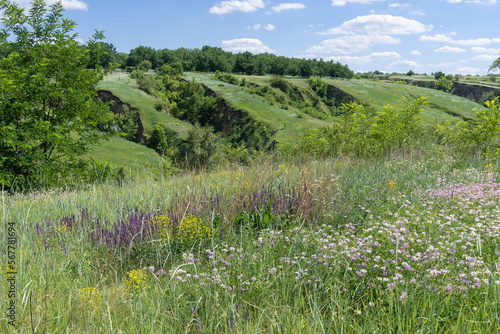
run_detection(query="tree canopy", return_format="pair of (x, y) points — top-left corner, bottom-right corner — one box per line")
(124, 45), (354, 79)
(0, 0), (111, 189)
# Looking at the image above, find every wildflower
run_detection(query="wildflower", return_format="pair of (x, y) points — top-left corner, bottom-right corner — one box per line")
(79, 287), (102, 309)
(126, 269), (149, 293)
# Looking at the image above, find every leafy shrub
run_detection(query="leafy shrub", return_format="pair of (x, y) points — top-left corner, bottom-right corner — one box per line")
(269, 76), (290, 94)
(212, 70), (239, 85)
(446, 97), (500, 159)
(280, 97), (428, 158)
(147, 123), (180, 156)
(436, 77), (453, 92)
(177, 124), (221, 169)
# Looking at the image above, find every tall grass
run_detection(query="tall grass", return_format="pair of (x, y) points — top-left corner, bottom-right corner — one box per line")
(1, 149), (499, 333)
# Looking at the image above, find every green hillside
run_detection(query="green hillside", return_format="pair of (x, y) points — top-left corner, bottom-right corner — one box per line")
(87, 136), (162, 170)
(321, 78), (480, 123)
(90, 71), (484, 169)
(97, 72), (193, 137)
(183, 72), (335, 143)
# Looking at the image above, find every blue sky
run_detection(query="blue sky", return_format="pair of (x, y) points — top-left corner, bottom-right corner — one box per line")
(9, 0), (500, 74)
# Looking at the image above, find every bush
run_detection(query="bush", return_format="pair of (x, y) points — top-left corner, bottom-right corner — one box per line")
(147, 123), (180, 156)
(436, 77), (453, 93)
(212, 70), (239, 85)
(269, 76), (290, 94)
(177, 124), (221, 169)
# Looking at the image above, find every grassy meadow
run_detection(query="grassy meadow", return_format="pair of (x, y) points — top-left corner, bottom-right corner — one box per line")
(2, 148), (500, 333)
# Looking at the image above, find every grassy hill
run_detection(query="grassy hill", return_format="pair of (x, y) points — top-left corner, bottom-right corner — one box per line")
(183, 72), (335, 143)
(97, 72), (193, 137)
(322, 78), (480, 123)
(89, 71), (483, 169)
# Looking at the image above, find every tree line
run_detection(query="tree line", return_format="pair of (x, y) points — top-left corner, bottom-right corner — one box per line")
(89, 43), (354, 79)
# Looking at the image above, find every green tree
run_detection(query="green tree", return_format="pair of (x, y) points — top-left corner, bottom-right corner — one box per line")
(434, 71), (445, 80)
(0, 0), (112, 188)
(406, 70), (415, 77)
(177, 124), (221, 169)
(436, 77), (453, 92)
(147, 123), (180, 156)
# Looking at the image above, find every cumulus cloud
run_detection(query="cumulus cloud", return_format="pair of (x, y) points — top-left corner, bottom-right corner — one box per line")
(445, 0), (496, 4)
(471, 47), (500, 54)
(318, 15), (432, 35)
(387, 59), (421, 69)
(247, 23), (276, 31)
(325, 51), (401, 64)
(271, 3), (306, 12)
(331, 0), (386, 6)
(210, 0), (265, 15)
(456, 67), (484, 75)
(307, 34), (399, 54)
(410, 50), (421, 55)
(473, 54), (499, 60)
(434, 46), (467, 53)
(420, 34), (500, 46)
(221, 38), (275, 53)
(411, 10), (425, 15)
(10, 0), (87, 10)
(388, 3), (410, 8)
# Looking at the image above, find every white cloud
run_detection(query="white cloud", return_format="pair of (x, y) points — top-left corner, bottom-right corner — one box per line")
(318, 15), (432, 35)
(411, 10), (425, 15)
(445, 0), (496, 4)
(410, 50), (421, 55)
(456, 67), (484, 75)
(247, 23), (275, 31)
(388, 59), (421, 69)
(420, 34), (500, 46)
(209, 0), (265, 15)
(307, 34), (400, 54)
(389, 3), (410, 8)
(331, 0), (386, 6)
(325, 51), (401, 64)
(271, 3), (306, 12)
(10, 0), (87, 10)
(221, 38), (275, 53)
(434, 46), (467, 53)
(471, 47), (500, 54)
(473, 54), (499, 60)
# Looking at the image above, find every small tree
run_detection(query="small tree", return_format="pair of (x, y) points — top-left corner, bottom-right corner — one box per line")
(177, 124), (221, 169)
(436, 77), (453, 93)
(434, 71), (445, 80)
(0, 0), (111, 188)
(406, 70), (415, 77)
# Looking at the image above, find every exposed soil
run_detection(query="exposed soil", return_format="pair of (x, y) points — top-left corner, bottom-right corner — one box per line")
(326, 84), (357, 107)
(97, 90), (146, 143)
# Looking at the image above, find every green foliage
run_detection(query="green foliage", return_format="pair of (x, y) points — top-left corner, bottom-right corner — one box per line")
(147, 123), (180, 156)
(138, 60), (152, 71)
(177, 124), (221, 169)
(446, 97), (500, 159)
(436, 77), (453, 92)
(269, 76), (290, 93)
(212, 70), (239, 85)
(434, 71), (446, 80)
(281, 97), (428, 158)
(0, 0), (112, 189)
(406, 70), (415, 77)
(308, 77), (328, 99)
